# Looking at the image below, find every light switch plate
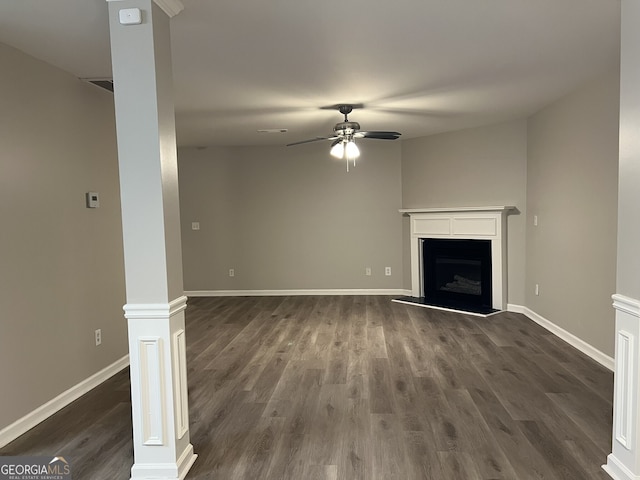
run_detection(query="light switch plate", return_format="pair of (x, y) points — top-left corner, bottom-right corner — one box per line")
(86, 192), (100, 208)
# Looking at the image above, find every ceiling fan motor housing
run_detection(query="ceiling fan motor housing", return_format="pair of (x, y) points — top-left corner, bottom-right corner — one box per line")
(334, 121), (360, 135)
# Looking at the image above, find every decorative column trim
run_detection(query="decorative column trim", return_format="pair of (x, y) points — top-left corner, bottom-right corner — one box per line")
(615, 330), (634, 449)
(614, 294), (640, 318)
(172, 329), (189, 439)
(124, 296), (188, 319)
(138, 337), (166, 445)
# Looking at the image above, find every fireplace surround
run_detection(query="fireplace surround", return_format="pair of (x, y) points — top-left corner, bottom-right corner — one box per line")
(400, 206), (514, 312)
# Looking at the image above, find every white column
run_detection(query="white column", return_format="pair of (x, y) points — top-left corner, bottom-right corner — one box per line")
(605, 296), (640, 480)
(603, 1), (640, 478)
(105, 1), (197, 478)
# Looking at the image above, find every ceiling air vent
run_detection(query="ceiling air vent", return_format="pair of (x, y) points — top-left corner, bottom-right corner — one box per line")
(82, 78), (114, 93)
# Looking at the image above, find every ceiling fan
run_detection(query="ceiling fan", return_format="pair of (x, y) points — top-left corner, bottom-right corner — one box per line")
(286, 104), (401, 171)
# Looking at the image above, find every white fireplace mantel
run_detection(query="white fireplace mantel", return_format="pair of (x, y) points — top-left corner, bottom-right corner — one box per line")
(400, 206), (515, 310)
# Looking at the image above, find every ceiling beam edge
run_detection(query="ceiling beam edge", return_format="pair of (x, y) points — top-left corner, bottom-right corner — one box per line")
(153, 0), (184, 17)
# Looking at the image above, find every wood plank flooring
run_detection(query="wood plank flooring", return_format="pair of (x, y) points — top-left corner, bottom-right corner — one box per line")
(0, 296), (614, 479)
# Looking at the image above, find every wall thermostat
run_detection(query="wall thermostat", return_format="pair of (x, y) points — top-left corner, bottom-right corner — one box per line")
(86, 192), (100, 208)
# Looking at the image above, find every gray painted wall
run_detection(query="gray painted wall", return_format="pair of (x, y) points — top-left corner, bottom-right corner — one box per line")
(0, 44), (127, 430)
(400, 120), (528, 304)
(526, 69), (619, 357)
(178, 142), (404, 291)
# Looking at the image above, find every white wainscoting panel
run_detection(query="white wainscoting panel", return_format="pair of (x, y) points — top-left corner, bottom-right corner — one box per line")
(615, 330), (634, 450)
(173, 329), (189, 440)
(139, 337), (166, 446)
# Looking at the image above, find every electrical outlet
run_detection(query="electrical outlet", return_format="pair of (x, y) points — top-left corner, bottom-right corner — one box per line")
(365, 267), (371, 276)
(95, 329), (102, 346)
(533, 215), (538, 227)
(535, 284), (539, 296)
(385, 267), (392, 276)
(191, 222), (200, 230)
(229, 268), (235, 277)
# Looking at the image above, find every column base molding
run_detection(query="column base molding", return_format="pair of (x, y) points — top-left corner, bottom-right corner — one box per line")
(125, 295), (196, 479)
(604, 453), (640, 480)
(604, 294), (640, 480)
(130, 443), (197, 480)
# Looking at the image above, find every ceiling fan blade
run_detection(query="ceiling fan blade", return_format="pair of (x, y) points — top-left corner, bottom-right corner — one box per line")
(286, 136), (336, 146)
(356, 131), (402, 140)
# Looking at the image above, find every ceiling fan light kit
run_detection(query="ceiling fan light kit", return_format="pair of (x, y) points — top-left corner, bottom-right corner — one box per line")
(287, 104), (401, 172)
(329, 140), (344, 159)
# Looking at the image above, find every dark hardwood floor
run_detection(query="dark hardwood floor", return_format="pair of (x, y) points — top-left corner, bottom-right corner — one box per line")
(0, 296), (614, 479)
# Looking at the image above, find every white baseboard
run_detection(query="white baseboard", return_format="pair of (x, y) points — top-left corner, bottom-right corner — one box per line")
(0, 355), (130, 449)
(507, 304), (614, 371)
(185, 289), (411, 297)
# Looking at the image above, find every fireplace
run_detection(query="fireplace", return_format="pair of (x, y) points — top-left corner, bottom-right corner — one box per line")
(398, 206), (514, 314)
(422, 238), (492, 311)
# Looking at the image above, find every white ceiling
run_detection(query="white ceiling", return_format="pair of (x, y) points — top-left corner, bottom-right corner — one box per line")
(0, 0), (620, 147)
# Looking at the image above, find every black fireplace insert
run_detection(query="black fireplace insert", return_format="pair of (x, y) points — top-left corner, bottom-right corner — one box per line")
(422, 238), (492, 311)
